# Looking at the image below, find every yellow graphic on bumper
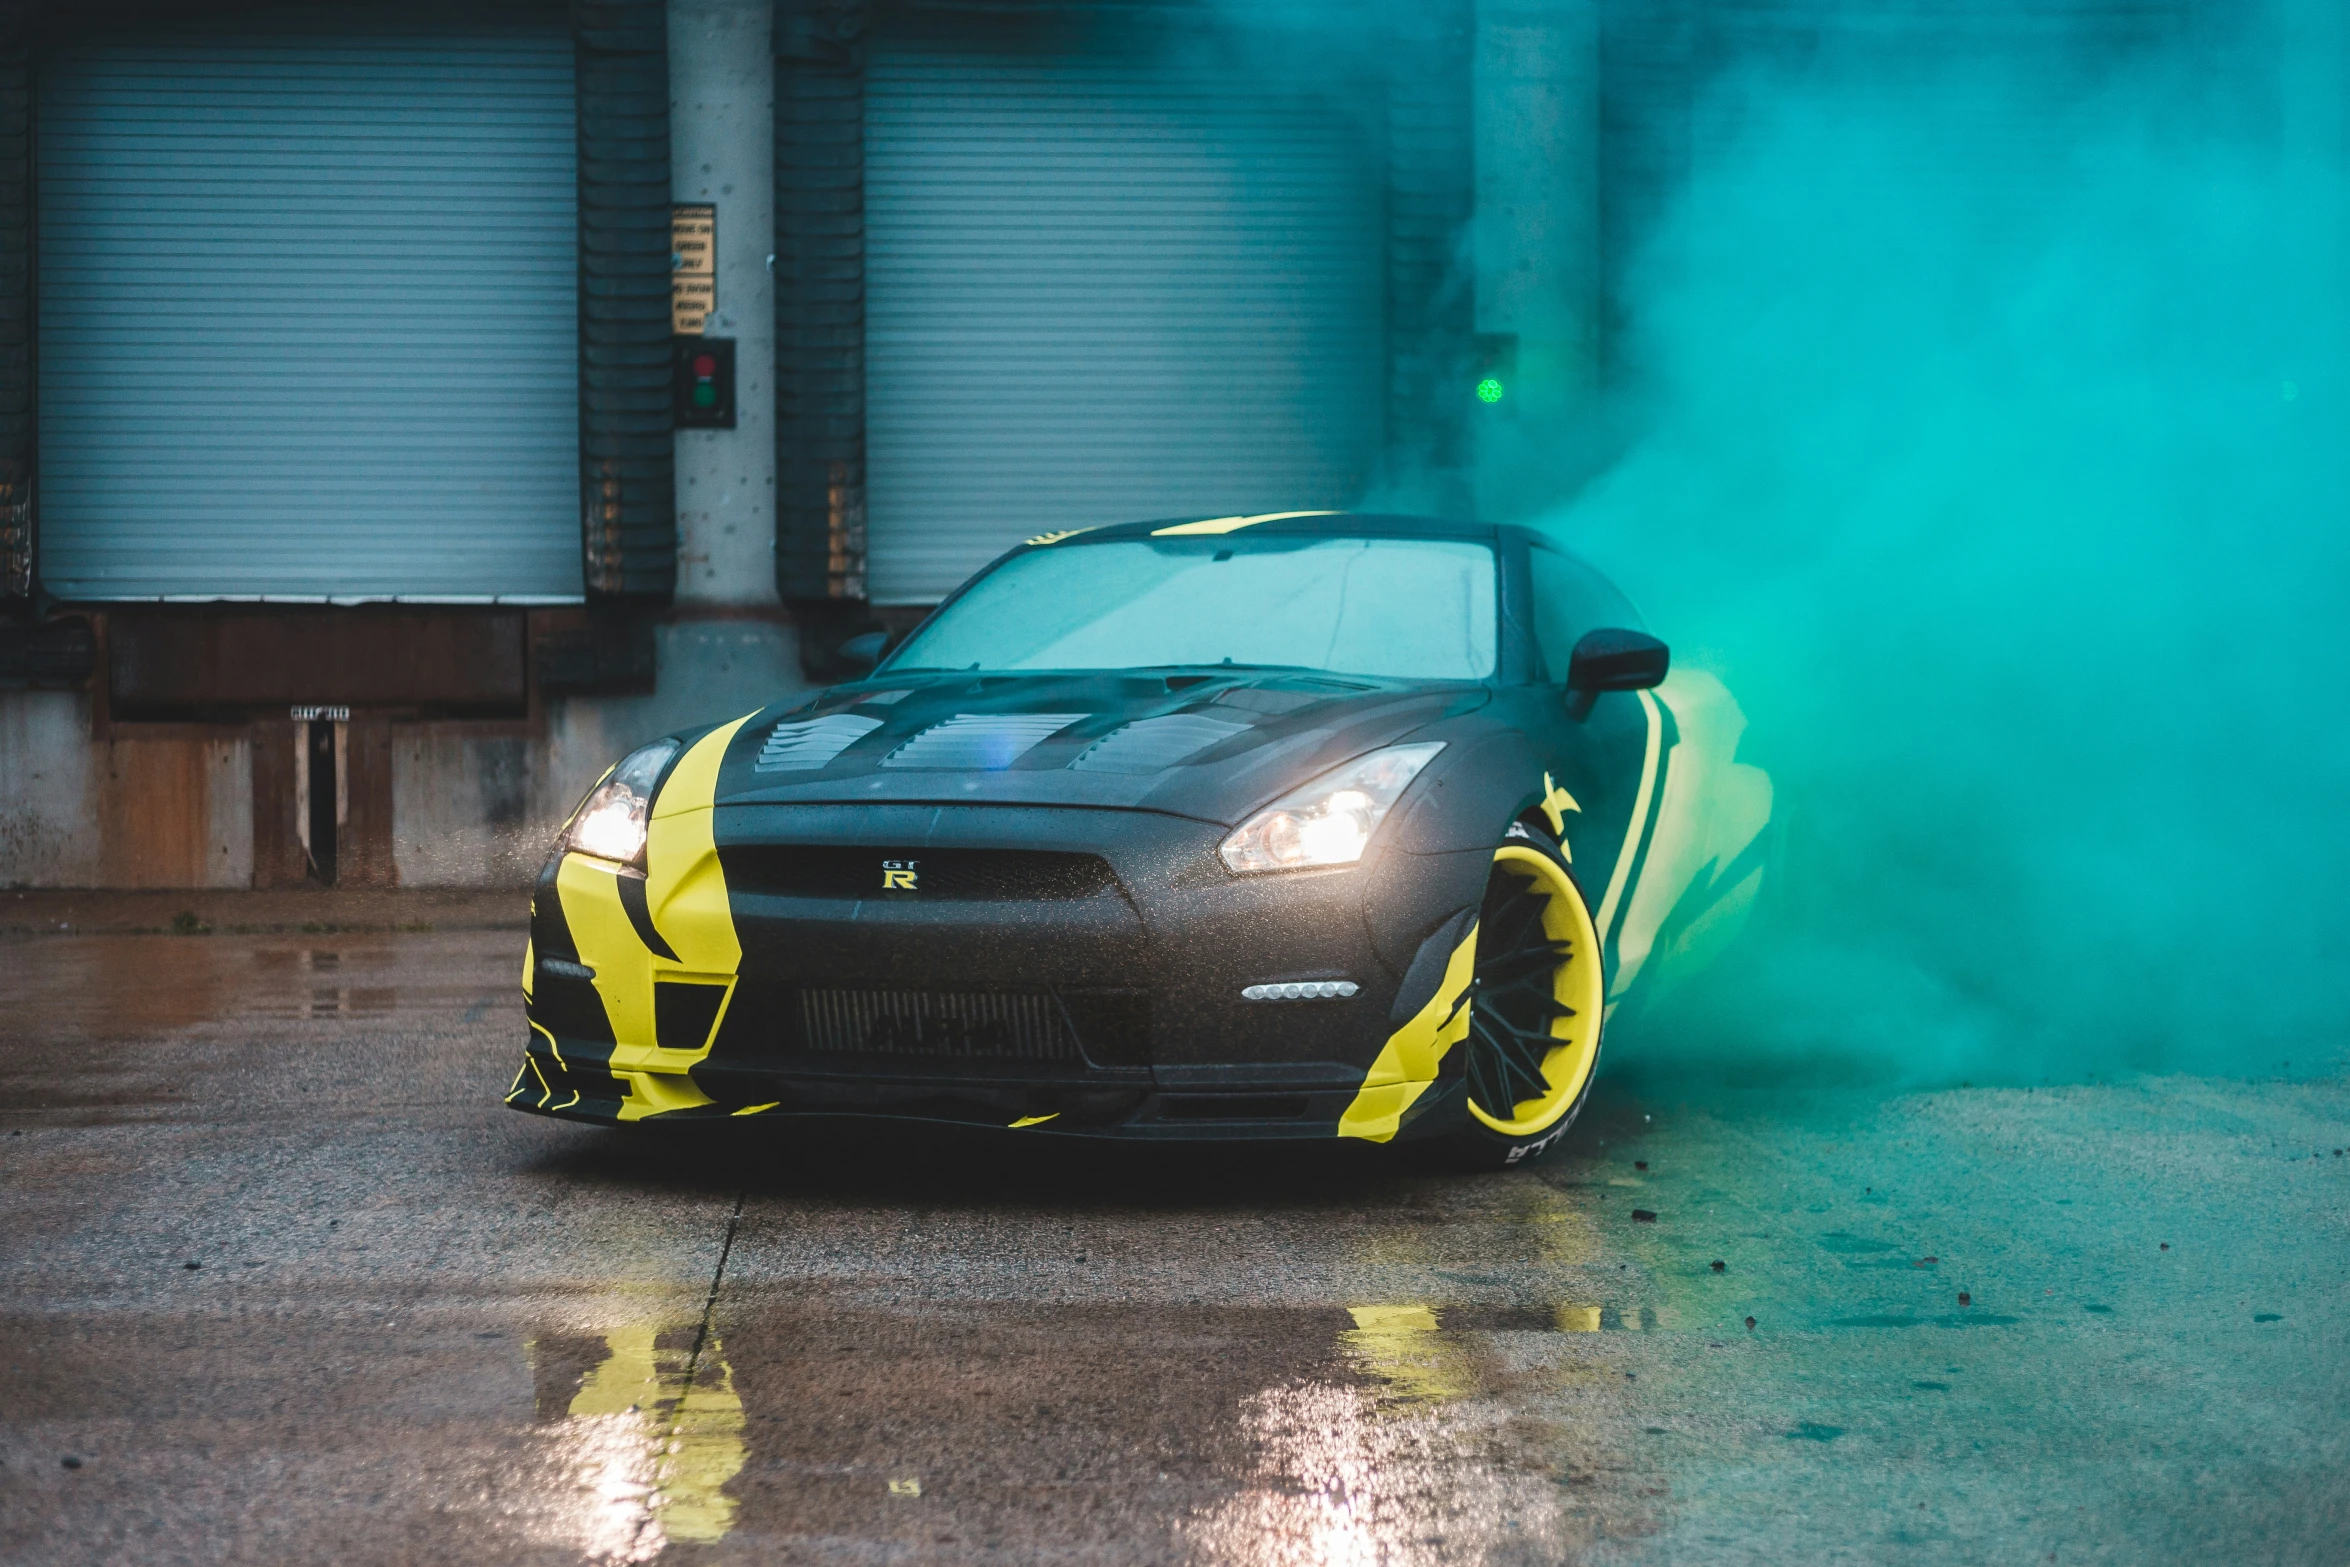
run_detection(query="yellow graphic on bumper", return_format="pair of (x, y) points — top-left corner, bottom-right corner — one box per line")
(1337, 918), (1480, 1142)
(1338, 840), (1606, 1144)
(552, 715), (755, 1121)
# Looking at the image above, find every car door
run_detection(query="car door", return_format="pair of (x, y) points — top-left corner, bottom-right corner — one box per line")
(1520, 536), (1773, 1003)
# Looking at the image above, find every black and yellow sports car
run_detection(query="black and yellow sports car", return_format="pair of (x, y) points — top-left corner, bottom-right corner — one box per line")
(510, 512), (1772, 1165)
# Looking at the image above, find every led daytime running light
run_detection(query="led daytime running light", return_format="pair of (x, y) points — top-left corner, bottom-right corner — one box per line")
(1241, 981), (1359, 1001)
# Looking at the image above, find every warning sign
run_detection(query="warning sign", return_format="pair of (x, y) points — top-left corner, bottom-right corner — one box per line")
(672, 203), (715, 335)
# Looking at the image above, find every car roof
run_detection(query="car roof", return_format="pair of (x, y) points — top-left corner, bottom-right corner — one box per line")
(1031, 511), (1502, 546)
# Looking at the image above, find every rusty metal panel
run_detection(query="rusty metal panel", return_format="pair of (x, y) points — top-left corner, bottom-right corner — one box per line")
(94, 735), (241, 889)
(249, 718), (307, 889)
(339, 716), (397, 889)
(108, 608), (529, 717)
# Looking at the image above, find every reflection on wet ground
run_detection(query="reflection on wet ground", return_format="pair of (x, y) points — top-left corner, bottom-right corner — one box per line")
(3, 926), (2348, 1564)
(528, 1316), (746, 1561)
(247, 948), (403, 1019)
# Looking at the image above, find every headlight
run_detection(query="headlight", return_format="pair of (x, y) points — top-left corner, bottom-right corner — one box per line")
(1219, 742), (1445, 874)
(557, 738), (682, 869)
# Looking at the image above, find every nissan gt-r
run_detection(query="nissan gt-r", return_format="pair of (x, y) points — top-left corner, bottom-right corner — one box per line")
(509, 511), (1772, 1166)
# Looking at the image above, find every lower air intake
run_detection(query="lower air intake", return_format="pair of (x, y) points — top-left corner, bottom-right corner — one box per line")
(795, 988), (1083, 1064)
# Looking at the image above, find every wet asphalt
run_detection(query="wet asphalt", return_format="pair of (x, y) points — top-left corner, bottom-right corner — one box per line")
(2, 922), (2345, 1565)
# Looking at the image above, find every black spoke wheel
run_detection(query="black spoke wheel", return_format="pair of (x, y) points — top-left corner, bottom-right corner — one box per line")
(1441, 826), (1605, 1169)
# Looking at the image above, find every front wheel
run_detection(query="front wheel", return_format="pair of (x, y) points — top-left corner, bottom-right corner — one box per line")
(1437, 827), (1607, 1170)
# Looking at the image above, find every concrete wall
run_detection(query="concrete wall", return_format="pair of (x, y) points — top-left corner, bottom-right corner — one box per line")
(0, 689), (96, 886)
(0, 618), (807, 892)
(0, 687), (251, 889)
(389, 619), (806, 888)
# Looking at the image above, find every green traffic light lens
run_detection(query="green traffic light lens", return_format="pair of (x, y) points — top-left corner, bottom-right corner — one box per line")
(1476, 377), (1505, 404)
(693, 384), (717, 408)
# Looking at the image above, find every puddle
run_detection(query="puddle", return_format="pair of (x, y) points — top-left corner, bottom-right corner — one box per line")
(1184, 1302), (1587, 1566)
(0, 930), (521, 1118)
(248, 947), (407, 1018)
(523, 1316), (746, 1562)
(491, 1290), (1673, 1562)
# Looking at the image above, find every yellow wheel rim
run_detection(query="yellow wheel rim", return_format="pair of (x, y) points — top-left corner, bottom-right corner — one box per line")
(1462, 844), (1605, 1138)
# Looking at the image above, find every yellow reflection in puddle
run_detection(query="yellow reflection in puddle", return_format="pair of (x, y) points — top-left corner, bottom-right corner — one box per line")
(1341, 1305), (1472, 1405)
(529, 1320), (745, 1562)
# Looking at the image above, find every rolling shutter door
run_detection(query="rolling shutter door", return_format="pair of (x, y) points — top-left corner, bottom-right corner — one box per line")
(37, 22), (579, 602)
(864, 49), (1385, 605)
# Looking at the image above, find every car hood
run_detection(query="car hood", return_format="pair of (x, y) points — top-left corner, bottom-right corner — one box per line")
(701, 670), (1488, 826)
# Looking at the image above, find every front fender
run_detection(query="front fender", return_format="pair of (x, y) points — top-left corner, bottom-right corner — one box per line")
(1383, 728), (1550, 855)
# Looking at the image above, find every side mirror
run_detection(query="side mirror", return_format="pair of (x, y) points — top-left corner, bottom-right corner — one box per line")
(1565, 628), (1669, 720)
(835, 630), (889, 673)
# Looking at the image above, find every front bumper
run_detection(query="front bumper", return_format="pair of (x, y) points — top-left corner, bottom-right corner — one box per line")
(510, 802), (1491, 1141)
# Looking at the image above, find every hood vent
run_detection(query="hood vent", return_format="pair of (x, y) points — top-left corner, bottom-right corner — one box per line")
(755, 713), (884, 772)
(1070, 714), (1249, 775)
(882, 712), (1087, 771)
(1213, 686), (1326, 716)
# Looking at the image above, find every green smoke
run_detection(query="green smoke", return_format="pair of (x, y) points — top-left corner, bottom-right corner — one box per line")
(1545, 21), (2350, 1086)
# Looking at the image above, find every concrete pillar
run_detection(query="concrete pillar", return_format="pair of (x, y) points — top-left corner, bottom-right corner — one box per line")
(670, 0), (779, 606)
(1472, 0), (1604, 523)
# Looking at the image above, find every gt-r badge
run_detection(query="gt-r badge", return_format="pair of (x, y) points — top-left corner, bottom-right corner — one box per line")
(881, 859), (919, 890)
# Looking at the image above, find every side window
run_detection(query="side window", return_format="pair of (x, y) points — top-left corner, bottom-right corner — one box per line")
(1527, 543), (1643, 683)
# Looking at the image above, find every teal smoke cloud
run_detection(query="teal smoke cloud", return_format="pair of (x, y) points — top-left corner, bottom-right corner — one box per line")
(1546, 34), (2350, 1085)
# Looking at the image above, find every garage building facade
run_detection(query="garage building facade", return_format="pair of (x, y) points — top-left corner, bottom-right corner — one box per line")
(0, 0), (2219, 889)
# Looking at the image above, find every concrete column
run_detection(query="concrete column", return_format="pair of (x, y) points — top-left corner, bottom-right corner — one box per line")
(671, 0), (779, 606)
(1472, 0), (1603, 523)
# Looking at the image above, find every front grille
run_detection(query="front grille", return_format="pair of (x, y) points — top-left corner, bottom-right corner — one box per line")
(727, 846), (1119, 901)
(796, 988), (1084, 1064)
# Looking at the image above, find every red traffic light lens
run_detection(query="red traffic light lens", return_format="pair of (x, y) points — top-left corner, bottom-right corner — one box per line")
(692, 354), (718, 378)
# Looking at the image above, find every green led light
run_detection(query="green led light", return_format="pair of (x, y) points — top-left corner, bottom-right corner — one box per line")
(1476, 377), (1505, 404)
(693, 383), (718, 408)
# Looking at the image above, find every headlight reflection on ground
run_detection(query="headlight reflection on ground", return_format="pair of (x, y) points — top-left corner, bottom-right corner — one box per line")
(1182, 1303), (1575, 1566)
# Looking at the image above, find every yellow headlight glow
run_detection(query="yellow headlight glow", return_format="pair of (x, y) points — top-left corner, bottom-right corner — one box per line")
(1219, 743), (1445, 874)
(557, 737), (682, 870)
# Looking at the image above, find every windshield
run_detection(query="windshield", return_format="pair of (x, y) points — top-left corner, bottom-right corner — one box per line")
(884, 536), (1499, 681)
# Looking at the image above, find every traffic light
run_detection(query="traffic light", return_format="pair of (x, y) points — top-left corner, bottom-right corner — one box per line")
(673, 336), (736, 429)
(1473, 332), (1517, 407)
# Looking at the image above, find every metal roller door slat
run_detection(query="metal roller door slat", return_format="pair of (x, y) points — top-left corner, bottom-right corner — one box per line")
(38, 28), (581, 602)
(863, 47), (1383, 605)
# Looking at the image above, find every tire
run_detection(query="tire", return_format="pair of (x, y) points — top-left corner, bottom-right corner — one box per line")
(1435, 824), (1608, 1170)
